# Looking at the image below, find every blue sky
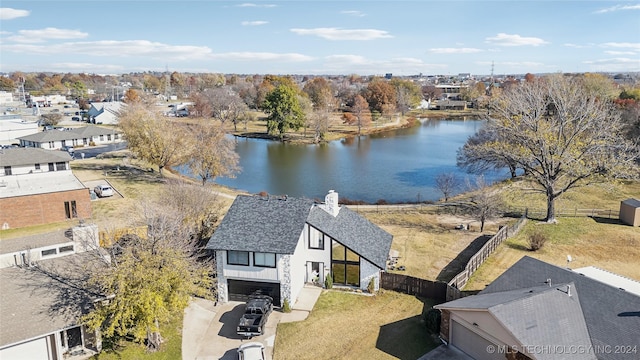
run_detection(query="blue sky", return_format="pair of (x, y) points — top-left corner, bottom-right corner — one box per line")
(1, 1), (638, 76)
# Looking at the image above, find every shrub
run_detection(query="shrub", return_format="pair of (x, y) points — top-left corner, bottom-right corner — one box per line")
(528, 232), (548, 251)
(324, 273), (333, 289)
(282, 298), (291, 313)
(423, 308), (441, 333)
(367, 278), (375, 294)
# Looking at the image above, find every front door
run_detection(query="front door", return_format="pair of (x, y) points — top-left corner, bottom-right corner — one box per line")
(306, 262), (323, 285)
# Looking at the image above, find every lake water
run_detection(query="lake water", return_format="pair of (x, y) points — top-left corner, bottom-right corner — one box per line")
(186, 118), (510, 203)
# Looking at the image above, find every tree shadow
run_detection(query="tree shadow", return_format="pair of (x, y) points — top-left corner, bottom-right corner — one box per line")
(375, 297), (440, 360)
(217, 304), (246, 339)
(436, 234), (492, 282)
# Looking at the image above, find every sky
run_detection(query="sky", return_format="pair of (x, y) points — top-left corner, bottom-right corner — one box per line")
(0, 1), (639, 76)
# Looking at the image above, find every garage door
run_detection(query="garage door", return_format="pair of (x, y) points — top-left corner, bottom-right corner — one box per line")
(228, 280), (281, 306)
(451, 320), (503, 360)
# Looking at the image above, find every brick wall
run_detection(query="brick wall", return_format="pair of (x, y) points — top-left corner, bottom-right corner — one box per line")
(0, 189), (92, 229)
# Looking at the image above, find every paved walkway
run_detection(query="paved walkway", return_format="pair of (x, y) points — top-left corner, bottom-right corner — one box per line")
(182, 285), (323, 360)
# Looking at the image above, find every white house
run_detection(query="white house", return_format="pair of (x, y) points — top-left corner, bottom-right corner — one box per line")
(207, 190), (393, 307)
(17, 125), (123, 150)
(87, 102), (125, 125)
(0, 226), (103, 360)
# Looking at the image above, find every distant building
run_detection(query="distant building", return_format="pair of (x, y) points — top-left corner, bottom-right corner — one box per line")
(87, 102), (125, 125)
(17, 125), (123, 150)
(0, 114), (39, 145)
(0, 147), (92, 229)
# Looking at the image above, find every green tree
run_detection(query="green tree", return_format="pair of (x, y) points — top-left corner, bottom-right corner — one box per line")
(118, 104), (187, 174)
(462, 74), (640, 223)
(187, 122), (240, 185)
(82, 184), (217, 351)
(390, 79), (422, 115)
(263, 84), (305, 138)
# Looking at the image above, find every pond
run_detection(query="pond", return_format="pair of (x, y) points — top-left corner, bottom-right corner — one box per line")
(184, 118), (510, 203)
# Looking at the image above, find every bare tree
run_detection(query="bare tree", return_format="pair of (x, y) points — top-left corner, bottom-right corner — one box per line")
(465, 176), (501, 233)
(186, 122), (240, 186)
(435, 173), (461, 202)
(460, 74), (640, 223)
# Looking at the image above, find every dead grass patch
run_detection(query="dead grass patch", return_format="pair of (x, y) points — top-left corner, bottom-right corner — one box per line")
(274, 290), (440, 360)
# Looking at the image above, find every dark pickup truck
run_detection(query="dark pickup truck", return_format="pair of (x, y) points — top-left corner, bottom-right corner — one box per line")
(236, 295), (273, 338)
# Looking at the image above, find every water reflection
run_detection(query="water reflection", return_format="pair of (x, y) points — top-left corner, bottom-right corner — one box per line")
(192, 119), (507, 203)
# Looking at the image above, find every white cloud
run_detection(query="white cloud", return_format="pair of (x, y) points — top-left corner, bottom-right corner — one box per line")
(241, 20), (268, 26)
(485, 33), (548, 47)
(7, 28), (89, 43)
(2, 40), (213, 61)
(211, 52), (313, 62)
(237, 3), (277, 8)
(0, 7), (30, 20)
(291, 28), (393, 41)
(601, 42), (640, 50)
(429, 48), (483, 54)
(604, 50), (636, 55)
(594, 4), (640, 14)
(583, 57), (640, 71)
(341, 10), (365, 17)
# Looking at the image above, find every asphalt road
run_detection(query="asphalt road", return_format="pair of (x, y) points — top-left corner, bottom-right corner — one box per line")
(73, 142), (127, 160)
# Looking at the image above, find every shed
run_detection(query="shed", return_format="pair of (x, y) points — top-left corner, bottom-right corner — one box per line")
(619, 198), (640, 227)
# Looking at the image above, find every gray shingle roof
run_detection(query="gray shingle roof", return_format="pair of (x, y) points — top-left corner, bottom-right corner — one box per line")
(437, 283), (595, 360)
(207, 195), (314, 254)
(307, 206), (392, 269)
(206, 194), (393, 269)
(0, 252), (102, 347)
(16, 125), (120, 142)
(481, 256), (640, 360)
(0, 147), (71, 166)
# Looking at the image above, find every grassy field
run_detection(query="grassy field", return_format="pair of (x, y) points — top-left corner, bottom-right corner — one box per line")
(274, 290), (440, 360)
(464, 216), (640, 291)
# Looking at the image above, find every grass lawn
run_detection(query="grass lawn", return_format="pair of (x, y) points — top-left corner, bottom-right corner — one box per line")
(274, 290), (441, 360)
(464, 216), (640, 291)
(360, 209), (513, 282)
(90, 314), (183, 360)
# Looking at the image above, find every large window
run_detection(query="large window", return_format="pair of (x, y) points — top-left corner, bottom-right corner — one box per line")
(228, 250), (249, 266)
(331, 240), (360, 286)
(308, 226), (325, 250)
(3, 166), (11, 175)
(253, 252), (276, 268)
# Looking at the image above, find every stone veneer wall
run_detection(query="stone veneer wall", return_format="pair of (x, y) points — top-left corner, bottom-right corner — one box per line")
(216, 251), (228, 303)
(280, 254), (292, 307)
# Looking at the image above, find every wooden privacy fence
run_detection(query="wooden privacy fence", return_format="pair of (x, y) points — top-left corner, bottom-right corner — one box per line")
(447, 214), (528, 301)
(380, 272), (447, 303)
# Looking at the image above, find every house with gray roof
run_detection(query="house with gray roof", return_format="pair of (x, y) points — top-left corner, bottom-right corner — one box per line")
(0, 225), (104, 360)
(17, 125), (123, 151)
(207, 190), (393, 307)
(434, 256), (640, 360)
(87, 101), (125, 125)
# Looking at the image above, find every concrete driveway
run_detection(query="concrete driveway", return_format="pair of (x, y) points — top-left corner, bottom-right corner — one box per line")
(183, 285), (322, 360)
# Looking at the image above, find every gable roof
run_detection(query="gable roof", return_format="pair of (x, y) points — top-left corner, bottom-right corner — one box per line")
(16, 125), (120, 142)
(307, 206), (392, 269)
(206, 194), (393, 269)
(207, 195), (314, 254)
(0, 252), (102, 348)
(437, 283), (595, 360)
(481, 256), (640, 360)
(0, 147), (71, 166)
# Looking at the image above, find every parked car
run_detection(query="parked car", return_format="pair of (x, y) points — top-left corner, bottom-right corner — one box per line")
(71, 116), (80, 121)
(237, 342), (265, 360)
(238, 341), (265, 360)
(61, 145), (74, 155)
(94, 184), (114, 197)
(236, 294), (273, 338)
